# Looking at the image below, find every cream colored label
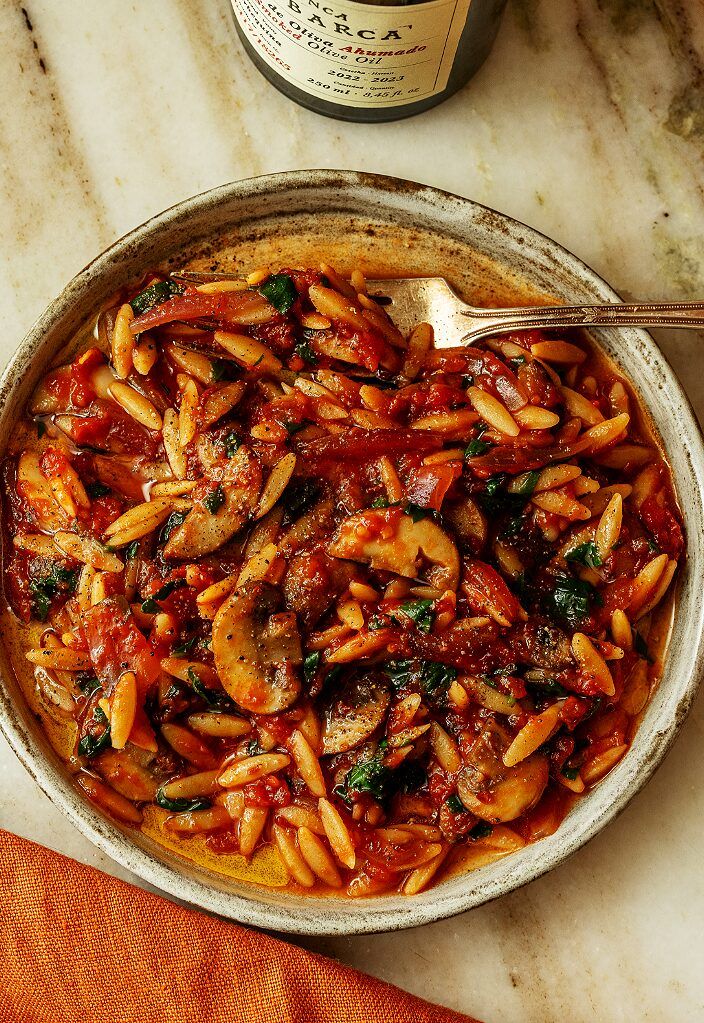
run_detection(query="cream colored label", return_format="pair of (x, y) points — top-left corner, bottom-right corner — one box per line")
(232, 0), (472, 108)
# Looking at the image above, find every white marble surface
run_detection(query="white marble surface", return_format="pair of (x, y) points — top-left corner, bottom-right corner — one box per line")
(1, 2), (704, 1020)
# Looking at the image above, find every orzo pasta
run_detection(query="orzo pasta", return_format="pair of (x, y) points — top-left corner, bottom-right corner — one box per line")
(2, 264), (683, 897)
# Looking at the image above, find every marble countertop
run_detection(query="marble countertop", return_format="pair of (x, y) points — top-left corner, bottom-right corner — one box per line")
(1, 1), (703, 1020)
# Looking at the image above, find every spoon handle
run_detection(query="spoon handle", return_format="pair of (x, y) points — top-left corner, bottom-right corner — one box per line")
(462, 302), (704, 342)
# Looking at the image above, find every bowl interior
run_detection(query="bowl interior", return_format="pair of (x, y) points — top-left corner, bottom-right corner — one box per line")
(1, 171), (703, 935)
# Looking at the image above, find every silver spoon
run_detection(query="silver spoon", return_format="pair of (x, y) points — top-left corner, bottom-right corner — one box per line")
(172, 272), (704, 345)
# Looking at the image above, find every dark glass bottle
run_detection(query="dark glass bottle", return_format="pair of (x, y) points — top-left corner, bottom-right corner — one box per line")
(230, 0), (508, 123)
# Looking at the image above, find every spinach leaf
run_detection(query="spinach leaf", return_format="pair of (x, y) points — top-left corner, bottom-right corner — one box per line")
(480, 474), (508, 511)
(29, 564), (79, 621)
(187, 667), (232, 709)
(395, 599), (435, 634)
(130, 280), (183, 316)
(85, 481), (110, 499)
(295, 339), (317, 364)
(29, 586), (52, 623)
(124, 540), (140, 560)
(477, 471), (539, 516)
(204, 484), (225, 514)
(210, 359), (230, 382)
(259, 273), (297, 313)
(77, 706), (111, 759)
(141, 578), (185, 614)
(469, 821), (493, 840)
(283, 420), (308, 436)
(545, 575), (600, 628)
(404, 502), (428, 522)
(513, 470), (540, 497)
(324, 664), (344, 688)
(160, 510), (189, 544)
(465, 437), (491, 458)
(223, 431), (241, 458)
(384, 659), (457, 696)
(173, 636), (198, 658)
(155, 787), (211, 813)
(465, 423), (491, 458)
(561, 764), (580, 781)
(77, 675), (101, 696)
(446, 794), (465, 814)
(303, 651), (321, 686)
(421, 661), (458, 694)
(384, 660), (414, 690)
(565, 541), (603, 569)
(371, 496), (390, 509)
(338, 745), (425, 806)
(343, 755), (390, 802)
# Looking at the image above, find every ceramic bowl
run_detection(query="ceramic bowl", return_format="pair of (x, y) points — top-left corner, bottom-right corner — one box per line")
(1, 171), (702, 935)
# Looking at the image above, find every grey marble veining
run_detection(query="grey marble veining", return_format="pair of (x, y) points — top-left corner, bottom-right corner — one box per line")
(0, 2), (703, 1021)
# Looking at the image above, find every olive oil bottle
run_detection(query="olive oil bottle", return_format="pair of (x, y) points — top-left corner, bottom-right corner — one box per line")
(230, 0), (508, 122)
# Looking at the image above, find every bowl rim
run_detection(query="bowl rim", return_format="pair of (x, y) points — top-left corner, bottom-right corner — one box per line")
(1, 169), (703, 936)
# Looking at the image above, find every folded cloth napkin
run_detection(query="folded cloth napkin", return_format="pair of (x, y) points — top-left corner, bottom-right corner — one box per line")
(0, 829), (479, 1023)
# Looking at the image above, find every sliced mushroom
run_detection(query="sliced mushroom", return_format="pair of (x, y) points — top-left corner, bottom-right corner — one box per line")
(283, 550), (356, 629)
(17, 451), (66, 531)
(456, 721), (548, 822)
(164, 445), (262, 560)
(445, 497), (487, 554)
(94, 747), (159, 802)
(212, 581), (302, 714)
(91, 454), (162, 502)
(321, 673), (391, 755)
(328, 509), (460, 591)
(509, 622), (573, 670)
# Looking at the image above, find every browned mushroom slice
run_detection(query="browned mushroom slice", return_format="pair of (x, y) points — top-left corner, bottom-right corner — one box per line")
(509, 622), (573, 670)
(212, 582), (302, 714)
(163, 445), (262, 560)
(94, 747), (160, 802)
(283, 550), (356, 629)
(445, 496), (488, 554)
(90, 453), (169, 502)
(321, 674), (391, 755)
(456, 721), (548, 823)
(328, 509), (460, 591)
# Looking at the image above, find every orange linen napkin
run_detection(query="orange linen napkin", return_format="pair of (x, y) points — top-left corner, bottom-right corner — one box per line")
(0, 829), (479, 1023)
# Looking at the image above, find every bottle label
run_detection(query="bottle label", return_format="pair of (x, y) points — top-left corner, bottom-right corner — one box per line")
(231, 0), (473, 109)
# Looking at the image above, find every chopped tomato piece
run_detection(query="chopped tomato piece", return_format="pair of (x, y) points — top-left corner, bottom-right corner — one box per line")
(639, 492), (684, 557)
(244, 776), (291, 808)
(84, 596), (161, 692)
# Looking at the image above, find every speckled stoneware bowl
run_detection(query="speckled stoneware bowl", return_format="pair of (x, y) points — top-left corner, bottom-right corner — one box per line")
(1, 171), (703, 935)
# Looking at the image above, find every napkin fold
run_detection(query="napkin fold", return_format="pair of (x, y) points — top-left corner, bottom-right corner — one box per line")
(0, 829), (478, 1023)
